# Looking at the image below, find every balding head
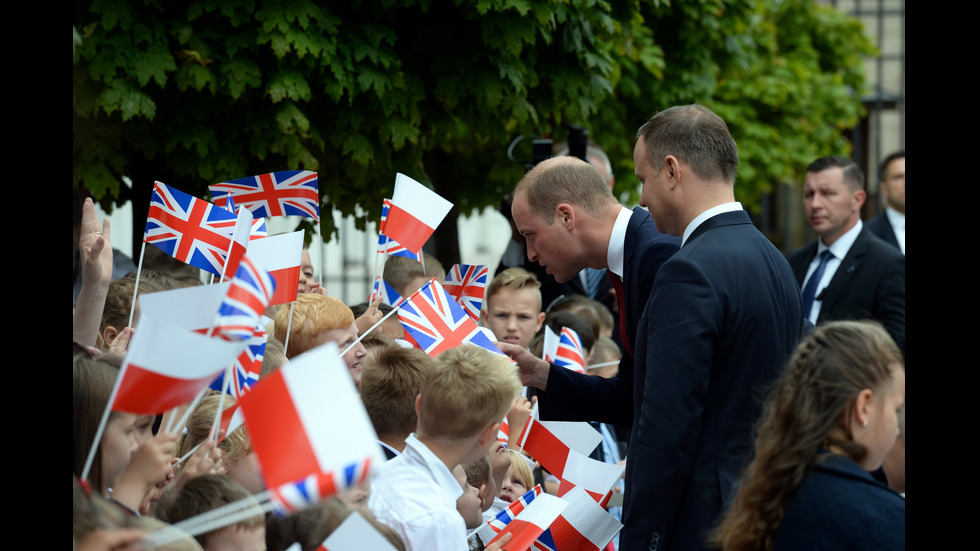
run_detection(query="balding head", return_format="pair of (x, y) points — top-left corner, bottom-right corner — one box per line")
(513, 156), (617, 224)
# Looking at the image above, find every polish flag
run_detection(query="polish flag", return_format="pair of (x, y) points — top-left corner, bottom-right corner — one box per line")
(238, 342), (385, 488)
(556, 450), (625, 507)
(517, 403), (602, 479)
(485, 492), (567, 551)
(317, 511), (400, 551)
(218, 404), (246, 444)
(222, 206), (254, 279)
(383, 173), (453, 254)
(140, 282), (231, 330)
(548, 487), (623, 551)
(111, 315), (247, 415)
(246, 230), (303, 305)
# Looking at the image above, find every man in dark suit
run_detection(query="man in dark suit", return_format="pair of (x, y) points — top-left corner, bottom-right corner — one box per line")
(865, 150), (905, 254)
(500, 155), (680, 429)
(618, 105), (805, 550)
(787, 156), (905, 355)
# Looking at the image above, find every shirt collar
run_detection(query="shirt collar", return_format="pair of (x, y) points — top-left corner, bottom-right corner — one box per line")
(682, 202), (743, 246)
(818, 219), (863, 258)
(403, 433), (462, 501)
(885, 206), (905, 229)
(606, 206), (633, 278)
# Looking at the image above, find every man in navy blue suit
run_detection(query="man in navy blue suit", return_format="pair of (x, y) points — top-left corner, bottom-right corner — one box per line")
(626, 104), (804, 550)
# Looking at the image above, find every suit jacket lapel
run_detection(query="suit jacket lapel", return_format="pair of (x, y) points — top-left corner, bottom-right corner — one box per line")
(818, 230), (869, 321)
(789, 242), (818, 286)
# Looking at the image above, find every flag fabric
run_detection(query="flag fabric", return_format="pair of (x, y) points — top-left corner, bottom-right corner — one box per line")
(542, 326), (560, 363)
(250, 218), (268, 240)
(548, 487), (623, 551)
(556, 451), (625, 507)
(316, 511), (400, 551)
(517, 404), (602, 480)
(217, 403), (246, 444)
(269, 458), (373, 516)
(238, 342), (384, 489)
(246, 231), (304, 305)
(368, 275), (403, 307)
(497, 414), (510, 446)
(383, 174), (453, 253)
(556, 327), (586, 374)
(111, 315), (246, 415)
(144, 181), (239, 276)
(487, 485), (544, 533)
(377, 199), (423, 260)
(397, 279), (504, 357)
(222, 207), (254, 278)
(140, 282), (231, 331)
(442, 264), (488, 322)
(213, 256), (276, 341)
(210, 170), (320, 221)
(209, 331), (268, 398)
(486, 492), (567, 551)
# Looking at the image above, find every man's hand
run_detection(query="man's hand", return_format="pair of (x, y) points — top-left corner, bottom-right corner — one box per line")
(496, 342), (550, 391)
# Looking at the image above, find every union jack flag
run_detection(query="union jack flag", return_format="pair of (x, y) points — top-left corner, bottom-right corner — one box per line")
(209, 331), (267, 398)
(210, 170), (320, 221)
(555, 327), (586, 374)
(397, 280), (504, 357)
(145, 181), (238, 276)
(377, 199), (422, 260)
(488, 485), (544, 533)
(442, 264), (488, 322)
(250, 218), (267, 240)
(213, 256), (276, 341)
(269, 458), (373, 516)
(368, 275), (403, 307)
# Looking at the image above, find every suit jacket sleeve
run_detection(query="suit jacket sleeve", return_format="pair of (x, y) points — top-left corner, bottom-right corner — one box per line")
(536, 355), (634, 427)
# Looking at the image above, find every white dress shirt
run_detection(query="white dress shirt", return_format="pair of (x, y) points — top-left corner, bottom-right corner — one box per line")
(368, 434), (467, 551)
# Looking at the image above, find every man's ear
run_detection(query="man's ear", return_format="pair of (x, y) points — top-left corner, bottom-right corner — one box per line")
(102, 326), (119, 347)
(556, 203), (575, 230)
(664, 155), (681, 187)
(479, 421), (501, 448)
(853, 189), (867, 211)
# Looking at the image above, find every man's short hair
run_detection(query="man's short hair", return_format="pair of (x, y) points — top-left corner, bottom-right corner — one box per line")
(383, 253), (447, 294)
(807, 156), (865, 192)
(359, 346), (433, 437)
(417, 345), (522, 440)
(636, 104), (739, 185)
(879, 150), (905, 182)
(157, 475), (263, 546)
(514, 156), (616, 223)
(486, 267), (542, 311)
(272, 294), (354, 358)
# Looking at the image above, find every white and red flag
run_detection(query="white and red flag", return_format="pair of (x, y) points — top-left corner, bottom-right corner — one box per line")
(442, 264), (488, 322)
(383, 173), (453, 254)
(517, 403), (602, 479)
(210, 170), (320, 222)
(548, 487), (623, 551)
(245, 230), (304, 305)
(555, 450), (625, 507)
(238, 342), (384, 489)
(485, 492), (567, 551)
(111, 315), (247, 415)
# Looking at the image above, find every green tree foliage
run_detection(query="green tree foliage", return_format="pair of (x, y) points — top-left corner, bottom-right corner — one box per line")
(73, 0), (874, 261)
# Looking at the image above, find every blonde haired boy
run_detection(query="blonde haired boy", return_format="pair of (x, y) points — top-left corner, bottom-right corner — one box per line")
(481, 267), (545, 350)
(369, 345), (522, 551)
